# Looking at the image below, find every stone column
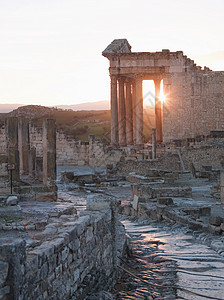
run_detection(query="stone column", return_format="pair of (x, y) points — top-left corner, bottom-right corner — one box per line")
(110, 75), (119, 147)
(132, 80), (136, 144)
(152, 128), (156, 159)
(118, 77), (126, 146)
(29, 147), (36, 178)
(6, 118), (20, 185)
(125, 79), (133, 145)
(43, 119), (57, 191)
(18, 118), (30, 175)
(135, 77), (143, 145)
(154, 79), (163, 143)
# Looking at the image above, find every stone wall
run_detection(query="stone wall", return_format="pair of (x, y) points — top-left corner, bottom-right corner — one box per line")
(163, 61), (224, 142)
(29, 124), (43, 157)
(0, 155), (9, 195)
(0, 207), (126, 300)
(117, 153), (181, 175)
(29, 126), (123, 167)
(0, 126), (6, 155)
(181, 139), (224, 171)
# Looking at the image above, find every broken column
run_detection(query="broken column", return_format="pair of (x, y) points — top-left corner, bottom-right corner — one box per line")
(42, 119), (57, 200)
(152, 128), (156, 159)
(18, 118), (30, 175)
(6, 118), (20, 188)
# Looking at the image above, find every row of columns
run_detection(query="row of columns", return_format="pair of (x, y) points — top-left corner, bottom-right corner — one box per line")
(110, 75), (163, 147)
(7, 117), (56, 189)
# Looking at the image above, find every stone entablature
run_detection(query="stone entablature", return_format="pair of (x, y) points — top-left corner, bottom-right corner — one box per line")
(103, 39), (224, 144)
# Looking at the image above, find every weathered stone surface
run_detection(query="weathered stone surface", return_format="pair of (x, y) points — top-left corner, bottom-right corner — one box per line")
(0, 285), (10, 298)
(220, 223), (224, 231)
(6, 195), (18, 206)
(157, 197), (174, 206)
(132, 195), (139, 211)
(209, 215), (223, 226)
(102, 39), (131, 55)
(0, 261), (9, 285)
(86, 194), (114, 211)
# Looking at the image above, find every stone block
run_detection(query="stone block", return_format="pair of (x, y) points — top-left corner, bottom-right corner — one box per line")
(132, 195), (139, 210)
(86, 194), (114, 211)
(0, 261), (9, 285)
(220, 223), (224, 231)
(6, 195), (18, 206)
(157, 197), (174, 206)
(0, 285), (10, 298)
(209, 215), (223, 226)
(86, 227), (93, 243)
(199, 207), (211, 216)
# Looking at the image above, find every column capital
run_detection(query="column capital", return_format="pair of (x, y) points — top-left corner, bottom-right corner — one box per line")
(110, 74), (118, 80)
(154, 78), (162, 86)
(118, 76), (126, 83)
(134, 74), (144, 81)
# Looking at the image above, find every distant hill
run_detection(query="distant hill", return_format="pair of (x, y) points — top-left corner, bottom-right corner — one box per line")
(0, 103), (25, 113)
(56, 100), (109, 111)
(0, 100), (109, 113)
(0, 104), (155, 143)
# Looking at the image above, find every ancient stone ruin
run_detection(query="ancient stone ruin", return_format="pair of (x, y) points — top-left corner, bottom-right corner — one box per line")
(103, 39), (224, 145)
(1, 39), (224, 299)
(0, 117), (57, 201)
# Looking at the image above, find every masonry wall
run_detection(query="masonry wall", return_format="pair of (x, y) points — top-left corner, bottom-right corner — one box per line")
(117, 152), (181, 175)
(0, 126), (7, 155)
(163, 58), (224, 142)
(0, 210), (126, 300)
(181, 139), (224, 171)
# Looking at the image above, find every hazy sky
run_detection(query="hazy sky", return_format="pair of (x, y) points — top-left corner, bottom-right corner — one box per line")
(0, 0), (224, 106)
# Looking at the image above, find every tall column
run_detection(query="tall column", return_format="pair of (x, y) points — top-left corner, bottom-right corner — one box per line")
(110, 75), (119, 147)
(118, 77), (126, 146)
(135, 77), (143, 145)
(6, 118), (20, 186)
(132, 80), (136, 144)
(43, 119), (57, 190)
(29, 147), (36, 178)
(18, 118), (30, 175)
(125, 79), (133, 145)
(154, 79), (163, 143)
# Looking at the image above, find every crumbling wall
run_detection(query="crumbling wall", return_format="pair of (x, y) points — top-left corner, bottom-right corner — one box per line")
(181, 140), (224, 171)
(89, 136), (123, 167)
(163, 57), (224, 142)
(117, 153), (181, 175)
(57, 132), (89, 165)
(0, 209), (126, 300)
(29, 124), (43, 157)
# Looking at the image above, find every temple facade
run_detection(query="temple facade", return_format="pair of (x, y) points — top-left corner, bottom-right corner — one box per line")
(103, 39), (224, 146)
